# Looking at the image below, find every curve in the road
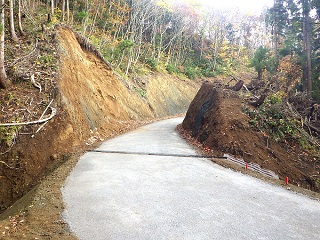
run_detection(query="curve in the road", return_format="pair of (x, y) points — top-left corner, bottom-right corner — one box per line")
(62, 117), (320, 240)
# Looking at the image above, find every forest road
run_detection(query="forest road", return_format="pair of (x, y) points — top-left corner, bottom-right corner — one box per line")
(62, 117), (320, 240)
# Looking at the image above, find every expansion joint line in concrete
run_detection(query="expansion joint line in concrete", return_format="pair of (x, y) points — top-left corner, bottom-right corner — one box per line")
(88, 150), (226, 159)
(88, 150), (278, 179)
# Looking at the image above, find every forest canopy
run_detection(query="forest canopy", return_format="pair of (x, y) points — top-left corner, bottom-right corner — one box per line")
(0, 0), (319, 99)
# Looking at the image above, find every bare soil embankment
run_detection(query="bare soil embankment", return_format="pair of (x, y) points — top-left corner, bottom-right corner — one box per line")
(0, 26), (199, 239)
(181, 83), (319, 192)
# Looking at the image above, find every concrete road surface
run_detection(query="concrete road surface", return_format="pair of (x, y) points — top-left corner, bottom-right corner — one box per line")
(62, 117), (320, 240)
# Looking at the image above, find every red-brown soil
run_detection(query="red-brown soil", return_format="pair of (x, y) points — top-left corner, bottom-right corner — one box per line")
(181, 82), (320, 191)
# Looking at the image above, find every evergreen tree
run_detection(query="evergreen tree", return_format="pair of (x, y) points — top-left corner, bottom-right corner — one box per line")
(250, 46), (275, 80)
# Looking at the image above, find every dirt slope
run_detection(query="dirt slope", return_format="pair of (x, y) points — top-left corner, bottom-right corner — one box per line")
(56, 27), (152, 145)
(182, 83), (318, 191)
(56, 26), (198, 143)
(145, 75), (196, 117)
(0, 26), (199, 216)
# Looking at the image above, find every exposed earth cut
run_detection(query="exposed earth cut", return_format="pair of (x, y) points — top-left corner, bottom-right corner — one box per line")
(181, 83), (320, 191)
(0, 25), (198, 239)
(1, 27), (320, 239)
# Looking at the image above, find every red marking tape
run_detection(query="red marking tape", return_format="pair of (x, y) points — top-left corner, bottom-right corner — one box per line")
(285, 177), (289, 185)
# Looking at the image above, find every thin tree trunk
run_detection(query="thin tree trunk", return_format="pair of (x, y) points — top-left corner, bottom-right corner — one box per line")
(302, 0), (312, 95)
(0, 0), (7, 88)
(66, 0), (69, 22)
(82, 1), (92, 34)
(51, 0), (54, 16)
(62, 0), (65, 21)
(273, 0), (279, 63)
(88, 3), (101, 35)
(18, 0), (24, 35)
(9, 0), (18, 42)
(305, 16), (312, 94)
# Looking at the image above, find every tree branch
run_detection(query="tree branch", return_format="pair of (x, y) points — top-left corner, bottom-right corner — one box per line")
(0, 107), (56, 127)
(0, 161), (18, 169)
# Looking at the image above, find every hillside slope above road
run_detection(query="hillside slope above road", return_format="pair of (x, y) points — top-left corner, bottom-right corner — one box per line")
(0, 26), (198, 215)
(62, 117), (320, 240)
(182, 83), (320, 191)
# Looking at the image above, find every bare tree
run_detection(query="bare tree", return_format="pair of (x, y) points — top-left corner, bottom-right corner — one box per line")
(66, 0), (70, 22)
(0, 0), (7, 89)
(51, 0), (54, 16)
(273, 0), (279, 63)
(302, 0), (312, 95)
(8, 0), (18, 42)
(17, 0), (24, 35)
(62, 0), (65, 21)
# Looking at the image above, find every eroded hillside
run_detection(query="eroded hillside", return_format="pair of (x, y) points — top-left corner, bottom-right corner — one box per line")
(181, 83), (320, 192)
(0, 26), (199, 215)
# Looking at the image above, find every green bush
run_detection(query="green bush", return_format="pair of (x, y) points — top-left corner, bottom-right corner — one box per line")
(249, 46), (276, 79)
(0, 126), (20, 147)
(312, 77), (320, 100)
(117, 40), (135, 51)
(145, 58), (157, 70)
(75, 11), (89, 22)
(201, 68), (216, 77)
(166, 64), (179, 74)
(112, 40), (135, 61)
(185, 67), (196, 79)
(243, 100), (300, 143)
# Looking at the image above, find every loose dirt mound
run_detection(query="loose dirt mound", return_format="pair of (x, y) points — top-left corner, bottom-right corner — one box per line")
(182, 83), (317, 190)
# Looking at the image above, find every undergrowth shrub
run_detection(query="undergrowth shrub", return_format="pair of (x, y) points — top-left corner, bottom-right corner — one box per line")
(145, 58), (157, 70)
(166, 64), (179, 74)
(243, 93), (309, 146)
(75, 11), (89, 23)
(185, 67), (202, 79)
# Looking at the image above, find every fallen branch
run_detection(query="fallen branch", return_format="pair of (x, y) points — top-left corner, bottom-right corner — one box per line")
(226, 73), (239, 84)
(0, 161), (18, 169)
(286, 102), (320, 147)
(304, 121), (320, 135)
(249, 94), (267, 107)
(233, 80), (244, 91)
(35, 121), (48, 134)
(31, 74), (42, 92)
(0, 107), (56, 127)
(40, 99), (54, 120)
(30, 100), (55, 137)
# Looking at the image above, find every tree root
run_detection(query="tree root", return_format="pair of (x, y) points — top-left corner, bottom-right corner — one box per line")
(0, 161), (18, 170)
(0, 107), (56, 127)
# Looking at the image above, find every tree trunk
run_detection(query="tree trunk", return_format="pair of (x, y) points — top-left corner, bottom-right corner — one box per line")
(0, 0), (7, 88)
(302, 0), (312, 95)
(233, 80), (244, 91)
(51, 0), (54, 16)
(66, 0), (69, 22)
(273, 0), (279, 63)
(62, 0), (65, 21)
(17, 0), (24, 35)
(9, 0), (18, 42)
(250, 94), (267, 107)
